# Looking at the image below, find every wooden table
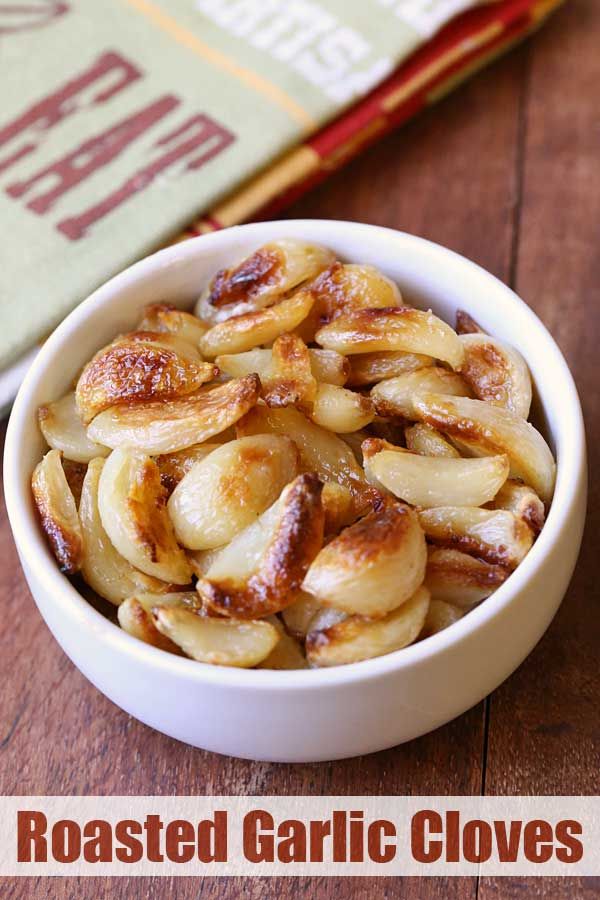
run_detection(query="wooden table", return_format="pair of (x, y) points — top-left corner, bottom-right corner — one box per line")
(1, 1), (597, 896)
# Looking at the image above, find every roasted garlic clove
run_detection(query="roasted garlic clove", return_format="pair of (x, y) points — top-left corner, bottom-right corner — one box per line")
(281, 591), (323, 639)
(200, 291), (315, 359)
(98, 449), (192, 584)
(156, 443), (224, 495)
(262, 334), (317, 410)
(404, 423), (459, 458)
(153, 606), (280, 667)
(371, 367), (471, 419)
(216, 346), (349, 388)
(196, 473), (325, 619)
(38, 392), (109, 463)
(424, 547), (508, 607)
(420, 599), (464, 639)
(365, 448), (509, 508)
(168, 435), (299, 550)
(306, 586), (430, 667)
(195, 240), (334, 324)
(459, 333), (532, 418)
(32, 449), (83, 574)
(418, 506), (534, 569)
(455, 309), (484, 335)
(87, 374), (260, 455)
(412, 393), (556, 503)
(347, 350), (434, 387)
(258, 617), (308, 669)
(75, 331), (217, 424)
(118, 591), (199, 652)
(310, 383), (375, 433)
(316, 308), (464, 369)
(79, 459), (172, 605)
(137, 303), (209, 346)
(487, 478), (545, 535)
(321, 482), (359, 535)
(303, 500), (426, 617)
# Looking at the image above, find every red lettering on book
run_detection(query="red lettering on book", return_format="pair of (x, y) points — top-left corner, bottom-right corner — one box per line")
(58, 113), (235, 240)
(0, 51), (141, 173)
(6, 95), (179, 212)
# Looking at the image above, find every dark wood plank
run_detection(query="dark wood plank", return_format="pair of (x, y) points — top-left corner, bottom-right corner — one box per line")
(479, 1), (600, 897)
(0, 41), (529, 900)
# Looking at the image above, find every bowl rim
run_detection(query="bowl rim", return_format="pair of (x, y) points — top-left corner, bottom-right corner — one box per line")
(4, 219), (587, 692)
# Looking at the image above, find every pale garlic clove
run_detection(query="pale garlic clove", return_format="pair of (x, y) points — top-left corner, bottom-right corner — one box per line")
(424, 547), (508, 608)
(420, 599), (464, 639)
(418, 506), (534, 570)
(281, 591), (323, 639)
(405, 423), (460, 458)
(306, 586), (430, 667)
(315, 308), (464, 370)
(79, 458), (172, 605)
(370, 367), (471, 420)
(303, 499), (426, 618)
(258, 617), (308, 670)
(366, 449), (510, 508)
(32, 449), (83, 574)
(38, 392), (110, 463)
(195, 240), (334, 324)
(196, 473), (325, 619)
(87, 374), (260, 455)
(459, 333), (532, 418)
(236, 404), (378, 513)
(310, 383), (375, 433)
(217, 346), (349, 387)
(200, 291), (315, 359)
(98, 449), (192, 584)
(168, 435), (299, 550)
(75, 331), (217, 424)
(411, 392), (556, 503)
(153, 606), (280, 667)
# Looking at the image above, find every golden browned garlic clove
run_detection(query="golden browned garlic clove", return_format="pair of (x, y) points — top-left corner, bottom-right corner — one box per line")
(455, 309), (485, 335)
(487, 478), (545, 535)
(315, 308), (464, 369)
(87, 374), (261, 455)
(156, 443), (224, 495)
(412, 393), (556, 503)
(98, 449), (192, 584)
(195, 240), (334, 324)
(321, 482), (359, 535)
(38, 392), (110, 463)
(118, 591), (199, 652)
(167, 435), (299, 550)
(137, 303), (210, 346)
(75, 331), (217, 424)
(370, 367), (471, 419)
(262, 334), (317, 410)
(199, 291), (315, 359)
(306, 585), (430, 667)
(310, 383), (375, 433)
(347, 350), (434, 387)
(365, 449), (510, 508)
(79, 458), (173, 605)
(31, 449), (83, 574)
(418, 506), (534, 569)
(424, 547), (508, 608)
(196, 473), (325, 619)
(459, 333), (532, 418)
(303, 500), (426, 617)
(152, 606), (280, 667)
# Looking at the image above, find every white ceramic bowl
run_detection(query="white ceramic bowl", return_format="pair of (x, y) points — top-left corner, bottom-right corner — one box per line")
(4, 221), (587, 762)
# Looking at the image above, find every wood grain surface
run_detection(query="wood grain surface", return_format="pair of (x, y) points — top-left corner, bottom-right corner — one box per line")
(1, 2), (597, 897)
